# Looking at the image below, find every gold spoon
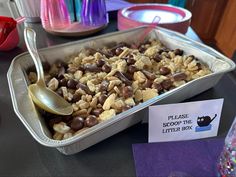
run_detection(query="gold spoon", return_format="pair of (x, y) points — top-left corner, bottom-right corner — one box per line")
(24, 27), (73, 115)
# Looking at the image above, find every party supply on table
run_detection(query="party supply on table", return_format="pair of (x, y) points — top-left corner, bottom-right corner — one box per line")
(74, 0), (82, 22)
(81, 0), (108, 26)
(41, 0), (107, 36)
(118, 4), (191, 34)
(65, 0), (75, 22)
(217, 116), (236, 176)
(0, 16), (16, 45)
(41, 0), (71, 30)
(132, 138), (224, 177)
(13, 0), (41, 22)
(0, 16), (24, 51)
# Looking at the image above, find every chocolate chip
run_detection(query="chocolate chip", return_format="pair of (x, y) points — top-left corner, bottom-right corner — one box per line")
(123, 54), (135, 65)
(127, 58), (136, 65)
(91, 108), (103, 117)
(143, 79), (152, 88)
(85, 115), (98, 127)
(76, 83), (93, 95)
(128, 65), (138, 74)
(161, 79), (173, 90)
(172, 72), (187, 81)
(48, 117), (62, 128)
(110, 42), (129, 55)
(142, 70), (156, 80)
(67, 79), (78, 89)
(115, 48), (123, 56)
(57, 67), (65, 80)
(173, 49), (183, 56)
(138, 46), (146, 53)
(70, 116), (84, 131)
(98, 94), (108, 105)
(62, 115), (72, 123)
(116, 71), (132, 86)
(123, 72), (133, 81)
(78, 66), (85, 72)
(196, 63), (202, 70)
(59, 78), (67, 87)
(84, 64), (101, 72)
(158, 49), (164, 54)
(100, 80), (109, 91)
(153, 53), (162, 62)
(160, 67), (171, 75)
(96, 59), (106, 67)
(72, 93), (81, 103)
(152, 83), (163, 92)
(102, 64), (111, 73)
(122, 86), (133, 99)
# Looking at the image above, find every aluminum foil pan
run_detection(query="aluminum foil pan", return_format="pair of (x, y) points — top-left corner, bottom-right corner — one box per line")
(7, 26), (235, 155)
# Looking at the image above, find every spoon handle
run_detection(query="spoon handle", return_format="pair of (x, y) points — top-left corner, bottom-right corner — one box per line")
(24, 28), (45, 85)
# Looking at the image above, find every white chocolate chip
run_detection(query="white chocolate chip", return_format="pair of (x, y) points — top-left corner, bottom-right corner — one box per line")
(118, 48), (129, 58)
(103, 93), (116, 110)
(111, 99), (125, 110)
(61, 87), (68, 99)
(53, 122), (71, 134)
(117, 60), (127, 72)
(142, 88), (158, 102)
(77, 100), (90, 109)
(134, 89), (143, 102)
(132, 80), (139, 93)
(99, 109), (116, 121)
(47, 77), (59, 91)
(90, 97), (98, 108)
(125, 98), (135, 106)
(108, 80), (122, 91)
(74, 70), (83, 80)
(53, 132), (63, 140)
(134, 59), (145, 70)
(72, 103), (79, 111)
(134, 71), (147, 83)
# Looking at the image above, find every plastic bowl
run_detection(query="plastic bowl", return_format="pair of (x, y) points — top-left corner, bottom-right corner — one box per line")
(0, 28), (19, 51)
(118, 4), (192, 34)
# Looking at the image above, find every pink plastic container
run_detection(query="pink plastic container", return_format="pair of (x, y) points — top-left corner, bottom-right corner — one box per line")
(0, 17), (24, 51)
(118, 4), (192, 34)
(41, 0), (71, 30)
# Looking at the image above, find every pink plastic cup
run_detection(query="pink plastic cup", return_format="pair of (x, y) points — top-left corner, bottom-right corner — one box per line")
(0, 17), (25, 51)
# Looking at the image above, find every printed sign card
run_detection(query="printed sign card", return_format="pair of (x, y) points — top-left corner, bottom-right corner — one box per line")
(149, 99), (224, 142)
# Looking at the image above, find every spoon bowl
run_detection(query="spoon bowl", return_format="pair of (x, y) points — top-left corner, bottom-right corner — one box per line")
(28, 84), (73, 115)
(24, 27), (73, 115)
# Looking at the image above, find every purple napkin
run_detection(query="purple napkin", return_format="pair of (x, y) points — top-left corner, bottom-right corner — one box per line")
(132, 138), (224, 177)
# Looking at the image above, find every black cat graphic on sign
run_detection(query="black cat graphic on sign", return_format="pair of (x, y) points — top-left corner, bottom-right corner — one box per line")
(195, 114), (217, 132)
